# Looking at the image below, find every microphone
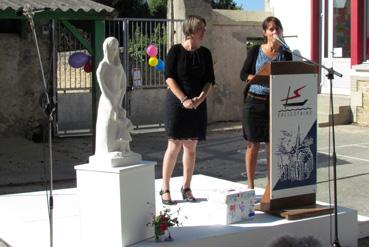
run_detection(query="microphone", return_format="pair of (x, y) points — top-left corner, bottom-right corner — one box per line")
(273, 34), (290, 50)
(16, 5), (50, 16)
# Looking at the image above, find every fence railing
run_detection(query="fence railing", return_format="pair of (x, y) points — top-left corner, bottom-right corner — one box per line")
(106, 18), (184, 89)
(55, 22), (92, 93)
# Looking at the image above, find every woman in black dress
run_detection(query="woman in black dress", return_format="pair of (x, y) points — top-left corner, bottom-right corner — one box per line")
(160, 15), (215, 205)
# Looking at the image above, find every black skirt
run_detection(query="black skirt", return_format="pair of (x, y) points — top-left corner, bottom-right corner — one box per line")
(242, 95), (269, 142)
(164, 90), (207, 140)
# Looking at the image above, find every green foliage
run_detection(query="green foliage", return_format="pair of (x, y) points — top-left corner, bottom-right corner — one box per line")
(146, 208), (182, 241)
(128, 25), (167, 62)
(93, 0), (242, 17)
(148, 0), (167, 18)
(93, 0), (150, 18)
(211, 0), (241, 9)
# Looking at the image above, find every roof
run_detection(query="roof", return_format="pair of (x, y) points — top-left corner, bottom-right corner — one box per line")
(0, 0), (115, 18)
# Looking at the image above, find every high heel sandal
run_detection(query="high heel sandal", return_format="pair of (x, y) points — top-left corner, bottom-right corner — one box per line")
(181, 186), (196, 202)
(159, 189), (177, 205)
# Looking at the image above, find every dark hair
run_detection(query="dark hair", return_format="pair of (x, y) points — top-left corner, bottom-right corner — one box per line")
(262, 16), (283, 31)
(183, 15), (206, 39)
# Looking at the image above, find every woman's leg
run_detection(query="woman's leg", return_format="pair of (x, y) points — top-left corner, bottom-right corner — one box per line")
(161, 139), (182, 200)
(182, 139), (198, 193)
(245, 141), (260, 189)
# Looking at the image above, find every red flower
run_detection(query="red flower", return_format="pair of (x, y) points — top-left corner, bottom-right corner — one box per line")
(160, 223), (168, 232)
(148, 207), (184, 240)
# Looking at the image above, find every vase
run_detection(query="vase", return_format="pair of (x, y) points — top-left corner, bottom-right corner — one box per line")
(156, 229), (172, 242)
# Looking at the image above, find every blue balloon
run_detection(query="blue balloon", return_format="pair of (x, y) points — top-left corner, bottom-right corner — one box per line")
(155, 59), (164, 72)
(68, 52), (89, 68)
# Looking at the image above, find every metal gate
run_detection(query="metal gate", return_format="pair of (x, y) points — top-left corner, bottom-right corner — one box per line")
(54, 18), (184, 135)
(53, 20), (93, 136)
(106, 18), (184, 127)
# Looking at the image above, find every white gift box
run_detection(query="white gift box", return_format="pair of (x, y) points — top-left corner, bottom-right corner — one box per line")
(208, 188), (255, 224)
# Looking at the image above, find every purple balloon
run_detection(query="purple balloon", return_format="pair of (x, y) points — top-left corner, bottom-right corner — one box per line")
(68, 52), (89, 68)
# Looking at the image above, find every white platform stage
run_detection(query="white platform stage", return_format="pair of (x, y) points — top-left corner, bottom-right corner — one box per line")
(0, 175), (359, 247)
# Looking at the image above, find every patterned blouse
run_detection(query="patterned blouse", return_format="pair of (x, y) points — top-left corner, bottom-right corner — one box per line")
(248, 47), (287, 96)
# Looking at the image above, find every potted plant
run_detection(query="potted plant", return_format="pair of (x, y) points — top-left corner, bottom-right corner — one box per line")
(147, 207), (182, 241)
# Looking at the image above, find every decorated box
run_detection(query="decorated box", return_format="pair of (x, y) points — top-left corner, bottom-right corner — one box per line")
(208, 188), (255, 224)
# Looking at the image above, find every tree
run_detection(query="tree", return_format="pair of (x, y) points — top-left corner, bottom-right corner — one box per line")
(93, 0), (242, 17)
(93, 0), (150, 18)
(211, 0), (241, 9)
(147, 0), (167, 18)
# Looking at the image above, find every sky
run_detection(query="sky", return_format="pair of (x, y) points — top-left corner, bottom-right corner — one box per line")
(234, 0), (264, 11)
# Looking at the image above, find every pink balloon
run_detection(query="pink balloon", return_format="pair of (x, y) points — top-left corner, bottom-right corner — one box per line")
(146, 44), (158, 57)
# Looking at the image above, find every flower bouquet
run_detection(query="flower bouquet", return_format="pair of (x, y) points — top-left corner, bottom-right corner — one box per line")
(147, 208), (182, 241)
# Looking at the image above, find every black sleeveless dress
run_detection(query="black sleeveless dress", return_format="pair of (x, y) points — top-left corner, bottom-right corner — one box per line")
(164, 44), (215, 140)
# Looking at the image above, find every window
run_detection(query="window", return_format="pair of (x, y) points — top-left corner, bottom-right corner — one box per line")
(332, 0), (350, 58)
(246, 37), (264, 53)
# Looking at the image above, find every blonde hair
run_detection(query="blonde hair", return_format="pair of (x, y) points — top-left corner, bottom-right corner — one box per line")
(182, 15), (206, 39)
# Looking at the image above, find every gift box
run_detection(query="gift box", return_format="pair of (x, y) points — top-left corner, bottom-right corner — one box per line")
(208, 188), (255, 224)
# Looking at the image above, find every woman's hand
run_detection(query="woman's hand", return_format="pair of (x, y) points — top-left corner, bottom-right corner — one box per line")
(182, 98), (195, 109)
(247, 74), (255, 82)
(191, 97), (202, 109)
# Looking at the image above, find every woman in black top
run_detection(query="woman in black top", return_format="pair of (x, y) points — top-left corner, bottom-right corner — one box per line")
(161, 15), (215, 205)
(240, 16), (292, 190)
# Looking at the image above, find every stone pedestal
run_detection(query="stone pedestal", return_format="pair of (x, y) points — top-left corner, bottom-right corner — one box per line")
(75, 161), (156, 247)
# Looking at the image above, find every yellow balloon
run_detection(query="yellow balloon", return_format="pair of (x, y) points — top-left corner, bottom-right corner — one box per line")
(148, 57), (158, 67)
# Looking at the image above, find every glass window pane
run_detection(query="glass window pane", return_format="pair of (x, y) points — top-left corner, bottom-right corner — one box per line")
(333, 0), (350, 58)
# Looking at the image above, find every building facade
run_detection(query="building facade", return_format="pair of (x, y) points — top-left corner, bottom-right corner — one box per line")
(268, 0), (369, 125)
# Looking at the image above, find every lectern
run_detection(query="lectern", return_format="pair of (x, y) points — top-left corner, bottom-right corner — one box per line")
(249, 61), (331, 218)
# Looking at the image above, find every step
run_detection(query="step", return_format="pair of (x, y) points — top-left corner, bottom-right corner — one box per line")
(359, 215), (369, 239)
(317, 94), (352, 127)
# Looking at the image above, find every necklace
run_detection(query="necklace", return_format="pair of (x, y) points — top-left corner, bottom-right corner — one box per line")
(268, 45), (279, 53)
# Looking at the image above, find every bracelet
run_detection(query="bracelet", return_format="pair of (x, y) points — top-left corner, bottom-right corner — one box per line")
(180, 96), (188, 104)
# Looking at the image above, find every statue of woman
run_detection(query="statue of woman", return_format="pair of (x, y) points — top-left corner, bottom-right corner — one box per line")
(92, 37), (141, 167)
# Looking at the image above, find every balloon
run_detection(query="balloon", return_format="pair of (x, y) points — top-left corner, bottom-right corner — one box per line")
(68, 52), (89, 68)
(146, 44), (158, 57)
(83, 60), (92, 73)
(148, 57), (158, 67)
(155, 59), (164, 72)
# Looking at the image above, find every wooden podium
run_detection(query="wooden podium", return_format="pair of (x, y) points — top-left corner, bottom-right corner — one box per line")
(250, 61), (332, 219)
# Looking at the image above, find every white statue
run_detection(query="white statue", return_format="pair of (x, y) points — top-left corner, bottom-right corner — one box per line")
(90, 37), (141, 167)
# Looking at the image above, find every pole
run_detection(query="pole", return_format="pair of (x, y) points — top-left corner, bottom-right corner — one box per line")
(327, 68), (341, 247)
(170, 0), (174, 47)
(22, 5), (55, 247)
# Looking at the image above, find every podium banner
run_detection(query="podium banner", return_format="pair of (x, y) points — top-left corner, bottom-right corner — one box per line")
(270, 73), (317, 199)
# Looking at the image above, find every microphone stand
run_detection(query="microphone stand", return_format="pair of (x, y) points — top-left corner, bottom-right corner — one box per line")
(278, 41), (343, 247)
(23, 6), (55, 247)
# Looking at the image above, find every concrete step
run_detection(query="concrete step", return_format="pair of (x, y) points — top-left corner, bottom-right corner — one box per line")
(359, 215), (369, 239)
(317, 94), (352, 127)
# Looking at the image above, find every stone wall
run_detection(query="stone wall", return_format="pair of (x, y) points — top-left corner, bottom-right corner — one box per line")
(0, 20), (51, 137)
(351, 65), (369, 125)
(209, 10), (269, 122)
